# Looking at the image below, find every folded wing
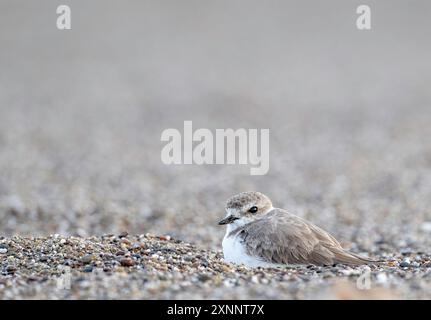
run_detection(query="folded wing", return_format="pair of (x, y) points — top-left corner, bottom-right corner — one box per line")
(240, 209), (376, 266)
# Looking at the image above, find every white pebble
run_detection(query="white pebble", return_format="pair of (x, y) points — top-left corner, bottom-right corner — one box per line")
(339, 269), (362, 276)
(376, 273), (388, 284)
(420, 222), (431, 233)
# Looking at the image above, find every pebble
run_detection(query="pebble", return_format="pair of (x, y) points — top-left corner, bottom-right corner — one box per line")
(387, 261), (398, 267)
(119, 232), (129, 238)
(120, 238), (131, 246)
(0, 248), (7, 254)
(6, 265), (17, 274)
(120, 257), (135, 267)
(132, 243), (141, 250)
(0, 234), (429, 300)
(81, 254), (95, 264)
(376, 273), (388, 284)
(220, 265), (231, 273)
(197, 274), (211, 282)
(251, 275), (260, 284)
(400, 249), (413, 256)
(83, 265), (93, 273)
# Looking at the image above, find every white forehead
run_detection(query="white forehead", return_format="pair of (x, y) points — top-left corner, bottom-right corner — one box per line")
(225, 207), (240, 216)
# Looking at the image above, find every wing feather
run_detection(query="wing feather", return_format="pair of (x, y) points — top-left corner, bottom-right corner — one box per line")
(239, 209), (375, 266)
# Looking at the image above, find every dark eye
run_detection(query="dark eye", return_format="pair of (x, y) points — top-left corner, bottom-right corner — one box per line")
(248, 206), (258, 213)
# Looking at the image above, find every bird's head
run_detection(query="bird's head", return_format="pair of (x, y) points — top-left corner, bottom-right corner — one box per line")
(218, 191), (273, 227)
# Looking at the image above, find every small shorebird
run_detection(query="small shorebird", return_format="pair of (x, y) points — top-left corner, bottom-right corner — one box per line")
(218, 191), (379, 267)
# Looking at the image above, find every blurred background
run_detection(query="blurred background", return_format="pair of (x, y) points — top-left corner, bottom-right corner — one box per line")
(0, 0), (430, 253)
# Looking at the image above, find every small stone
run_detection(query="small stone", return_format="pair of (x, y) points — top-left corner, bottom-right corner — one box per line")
(400, 248), (413, 256)
(399, 261), (410, 268)
(220, 265), (231, 273)
(83, 265), (93, 273)
(376, 273), (388, 284)
(27, 275), (42, 282)
(118, 231), (128, 238)
(120, 238), (131, 246)
(81, 254), (95, 264)
(6, 265), (16, 274)
(132, 243), (141, 250)
(339, 269), (361, 276)
(183, 256), (193, 262)
(0, 248), (7, 254)
(120, 257), (135, 267)
(156, 264), (168, 271)
(251, 275), (260, 283)
(387, 261), (397, 267)
(223, 279), (234, 287)
(197, 274), (211, 282)
(159, 235), (171, 241)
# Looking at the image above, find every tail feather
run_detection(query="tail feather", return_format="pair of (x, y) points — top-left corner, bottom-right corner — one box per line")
(333, 249), (384, 266)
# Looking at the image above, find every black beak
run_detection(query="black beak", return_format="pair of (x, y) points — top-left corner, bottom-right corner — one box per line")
(218, 215), (239, 225)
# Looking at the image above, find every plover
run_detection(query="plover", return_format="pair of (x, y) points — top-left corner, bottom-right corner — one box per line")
(218, 191), (379, 267)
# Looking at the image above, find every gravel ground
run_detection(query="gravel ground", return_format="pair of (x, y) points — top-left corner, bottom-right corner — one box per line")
(1, 234), (430, 299)
(1, 1), (431, 299)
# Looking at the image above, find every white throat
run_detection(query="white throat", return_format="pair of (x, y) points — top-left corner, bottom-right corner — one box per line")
(221, 206), (276, 268)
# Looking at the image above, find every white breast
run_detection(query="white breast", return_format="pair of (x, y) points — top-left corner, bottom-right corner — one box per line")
(222, 229), (275, 268)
